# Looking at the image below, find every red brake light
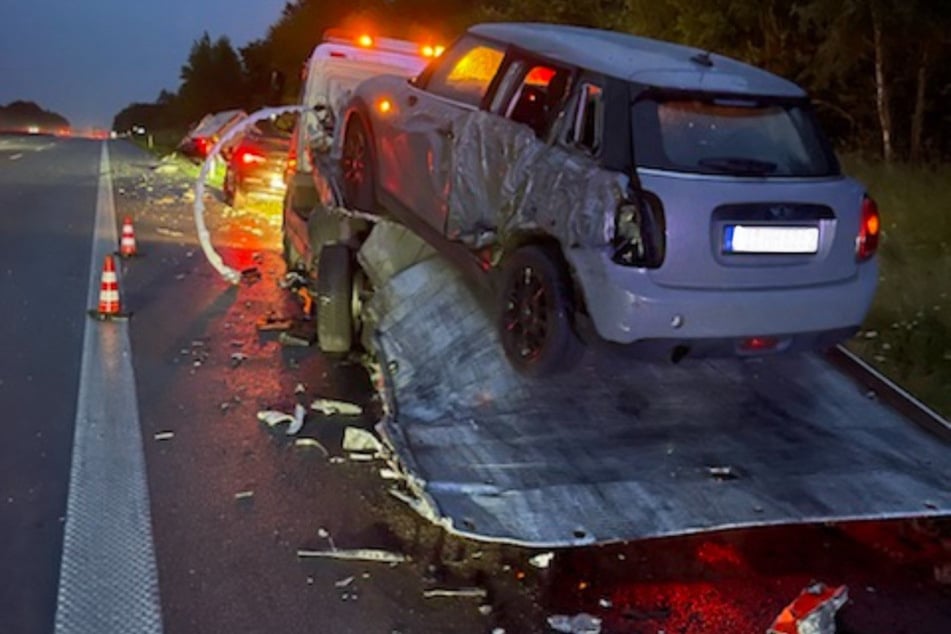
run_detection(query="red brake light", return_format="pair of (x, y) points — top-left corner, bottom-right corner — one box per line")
(856, 195), (880, 261)
(740, 336), (779, 352)
(239, 148), (265, 165)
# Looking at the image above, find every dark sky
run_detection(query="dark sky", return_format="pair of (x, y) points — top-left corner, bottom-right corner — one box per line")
(0, 0), (289, 129)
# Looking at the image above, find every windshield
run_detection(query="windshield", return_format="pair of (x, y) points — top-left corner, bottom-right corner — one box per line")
(632, 97), (839, 177)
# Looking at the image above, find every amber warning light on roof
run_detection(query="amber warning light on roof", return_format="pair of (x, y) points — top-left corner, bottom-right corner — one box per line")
(357, 34), (374, 48)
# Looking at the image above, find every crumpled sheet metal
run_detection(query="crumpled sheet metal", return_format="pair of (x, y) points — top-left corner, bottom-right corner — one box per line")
(447, 110), (626, 249)
(367, 255), (951, 547)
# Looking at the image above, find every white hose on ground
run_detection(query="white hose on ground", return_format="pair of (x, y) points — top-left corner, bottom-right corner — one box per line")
(193, 105), (308, 284)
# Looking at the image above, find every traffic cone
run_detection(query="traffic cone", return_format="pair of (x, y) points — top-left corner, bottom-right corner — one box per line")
(119, 216), (137, 257)
(89, 255), (128, 320)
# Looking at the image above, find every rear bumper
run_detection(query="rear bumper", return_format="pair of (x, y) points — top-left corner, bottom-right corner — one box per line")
(566, 248), (877, 350)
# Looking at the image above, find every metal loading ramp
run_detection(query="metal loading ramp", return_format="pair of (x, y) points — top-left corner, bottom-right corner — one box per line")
(358, 228), (951, 547)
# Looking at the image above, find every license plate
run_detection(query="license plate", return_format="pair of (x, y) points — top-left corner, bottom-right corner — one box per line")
(723, 225), (819, 254)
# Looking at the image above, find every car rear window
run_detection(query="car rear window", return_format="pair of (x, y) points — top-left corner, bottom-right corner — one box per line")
(632, 97), (838, 177)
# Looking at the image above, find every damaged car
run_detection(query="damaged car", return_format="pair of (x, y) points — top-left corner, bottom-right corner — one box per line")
(335, 22), (880, 375)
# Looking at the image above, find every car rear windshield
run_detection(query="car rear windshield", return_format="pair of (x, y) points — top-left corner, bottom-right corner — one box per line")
(631, 96), (839, 177)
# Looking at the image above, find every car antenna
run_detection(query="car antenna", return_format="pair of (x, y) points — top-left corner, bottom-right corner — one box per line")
(690, 51), (714, 68)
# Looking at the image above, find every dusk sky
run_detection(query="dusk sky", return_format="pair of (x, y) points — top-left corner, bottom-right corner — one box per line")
(0, 0), (290, 129)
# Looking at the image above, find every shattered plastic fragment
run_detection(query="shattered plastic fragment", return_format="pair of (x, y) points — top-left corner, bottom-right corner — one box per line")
(256, 315), (293, 332)
(296, 548), (408, 564)
(767, 583), (848, 634)
(153, 431), (175, 441)
(234, 491), (254, 500)
(230, 352), (248, 367)
(257, 410), (295, 428)
(278, 331), (313, 347)
(529, 552), (554, 569)
(422, 587), (488, 599)
(294, 383), (307, 395)
(312, 398), (363, 416)
(155, 226), (185, 238)
(287, 404), (307, 436)
(546, 613), (602, 634)
(294, 438), (329, 456)
(342, 427), (382, 454)
(335, 576), (355, 588)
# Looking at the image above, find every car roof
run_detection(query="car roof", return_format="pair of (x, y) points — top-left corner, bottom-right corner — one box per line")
(469, 23), (805, 98)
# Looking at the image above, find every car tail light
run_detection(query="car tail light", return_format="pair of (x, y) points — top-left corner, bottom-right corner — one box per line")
(856, 194), (880, 261)
(740, 336), (779, 352)
(239, 148), (265, 165)
(195, 137), (209, 155)
(612, 192), (666, 268)
(284, 151), (297, 183)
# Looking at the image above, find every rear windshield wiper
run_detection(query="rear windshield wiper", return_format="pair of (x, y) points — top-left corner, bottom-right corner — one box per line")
(698, 156), (778, 176)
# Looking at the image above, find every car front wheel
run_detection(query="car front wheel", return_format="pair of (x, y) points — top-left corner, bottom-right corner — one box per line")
(497, 245), (582, 376)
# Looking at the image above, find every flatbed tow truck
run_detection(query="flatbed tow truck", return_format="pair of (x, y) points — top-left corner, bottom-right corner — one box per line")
(275, 32), (951, 548)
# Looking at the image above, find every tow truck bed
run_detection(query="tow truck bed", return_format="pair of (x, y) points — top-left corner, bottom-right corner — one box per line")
(365, 252), (951, 547)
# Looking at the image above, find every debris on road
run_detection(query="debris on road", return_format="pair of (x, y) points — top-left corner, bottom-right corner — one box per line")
(296, 548), (408, 564)
(312, 398), (363, 416)
(153, 431), (175, 441)
(529, 552), (555, 569)
(708, 465), (739, 481)
(256, 404), (306, 435)
(379, 468), (401, 480)
(256, 314), (293, 332)
(342, 427), (383, 454)
(279, 271), (308, 289)
(234, 490), (254, 500)
(294, 383), (307, 395)
(155, 226), (185, 238)
(334, 576), (355, 588)
(546, 613), (602, 634)
(241, 267), (262, 284)
(230, 352), (248, 367)
(278, 330), (314, 347)
(767, 583), (848, 634)
(422, 587), (488, 600)
(294, 438), (329, 456)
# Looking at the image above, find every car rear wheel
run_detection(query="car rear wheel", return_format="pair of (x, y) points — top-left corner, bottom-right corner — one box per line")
(316, 244), (354, 354)
(498, 245), (582, 376)
(341, 117), (374, 212)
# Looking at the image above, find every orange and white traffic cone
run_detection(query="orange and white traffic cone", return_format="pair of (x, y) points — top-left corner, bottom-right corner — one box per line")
(119, 216), (137, 257)
(89, 255), (127, 319)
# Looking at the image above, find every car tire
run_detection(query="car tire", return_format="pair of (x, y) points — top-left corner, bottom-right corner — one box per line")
(341, 116), (374, 212)
(497, 245), (583, 376)
(316, 244), (354, 354)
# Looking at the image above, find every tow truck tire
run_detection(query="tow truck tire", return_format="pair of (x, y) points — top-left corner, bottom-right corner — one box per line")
(341, 117), (375, 212)
(316, 244), (354, 354)
(498, 245), (582, 376)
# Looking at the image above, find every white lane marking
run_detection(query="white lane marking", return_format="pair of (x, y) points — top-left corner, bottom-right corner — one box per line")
(54, 143), (163, 633)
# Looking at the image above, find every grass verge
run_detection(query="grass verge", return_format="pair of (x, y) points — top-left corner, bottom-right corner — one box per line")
(842, 156), (951, 419)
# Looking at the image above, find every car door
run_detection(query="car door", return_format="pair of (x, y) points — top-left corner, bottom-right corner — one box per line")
(377, 35), (506, 236)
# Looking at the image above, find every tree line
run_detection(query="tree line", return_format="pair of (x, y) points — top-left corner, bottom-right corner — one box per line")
(113, 0), (950, 162)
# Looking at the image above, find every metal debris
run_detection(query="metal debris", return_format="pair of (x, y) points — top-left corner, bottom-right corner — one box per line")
(294, 438), (329, 456)
(342, 427), (383, 454)
(529, 552), (555, 569)
(296, 548), (408, 564)
(547, 613), (602, 634)
(767, 583), (848, 634)
(312, 398), (363, 416)
(422, 587), (488, 599)
(153, 431), (175, 441)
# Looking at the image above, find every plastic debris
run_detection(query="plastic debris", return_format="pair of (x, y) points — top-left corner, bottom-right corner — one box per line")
(278, 330), (314, 347)
(256, 404), (306, 435)
(422, 587), (488, 599)
(256, 314), (293, 332)
(296, 548), (408, 564)
(153, 431), (175, 441)
(707, 465), (739, 481)
(767, 583), (848, 634)
(234, 491), (254, 500)
(279, 271), (308, 289)
(155, 226), (184, 238)
(342, 427), (383, 454)
(230, 352), (248, 367)
(294, 438), (329, 456)
(312, 398), (363, 416)
(529, 552), (555, 569)
(287, 404), (306, 436)
(334, 576), (355, 588)
(294, 383), (307, 395)
(479, 605), (493, 616)
(379, 468), (402, 480)
(547, 613), (602, 634)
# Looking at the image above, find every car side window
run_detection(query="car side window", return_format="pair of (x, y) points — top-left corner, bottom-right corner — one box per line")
(503, 63), (571, 139)
(566, 83), (604, 155)
(422, 36), (506, 108)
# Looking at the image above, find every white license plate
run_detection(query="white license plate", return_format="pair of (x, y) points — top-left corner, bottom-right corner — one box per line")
(724, 225), (819, 254)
